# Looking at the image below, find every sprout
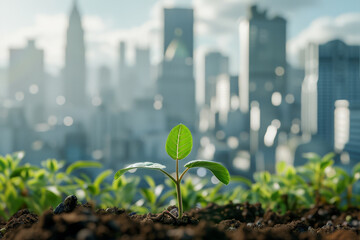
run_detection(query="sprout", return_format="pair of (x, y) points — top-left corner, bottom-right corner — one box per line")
(114, 124), (230, 218)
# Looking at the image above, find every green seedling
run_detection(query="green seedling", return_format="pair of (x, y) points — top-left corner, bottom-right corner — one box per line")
(138, 176), (167, 213)
(298, 152), (335, 205)
(73, 169), (113, 202)
(100, 175), (141, 210)
(114, 124), (230, 218)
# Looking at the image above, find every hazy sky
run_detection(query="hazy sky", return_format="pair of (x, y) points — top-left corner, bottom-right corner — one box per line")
(0, 0), (359, 75)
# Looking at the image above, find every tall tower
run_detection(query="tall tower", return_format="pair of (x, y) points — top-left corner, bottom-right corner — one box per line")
(117, 41), (133, 109)
(8, 39), (45, 125)
(303, 40), (360, 147)
(204, 51), (229, 108)
(135, 47), (152, 98)
(239, 5), (287, 171)
(64, 0), (86, 107)
(98, 65), (114, 108)
(158, 8), (196, 130)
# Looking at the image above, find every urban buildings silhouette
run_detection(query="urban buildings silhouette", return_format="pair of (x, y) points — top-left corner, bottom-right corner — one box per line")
(64, 1), (86, 108)
(9, 40), (45, 126)
(302, 41), (360, 156)
(0, 1), (358, 180)
(158, 8), (196, 131)
(239, 5), (287, 172)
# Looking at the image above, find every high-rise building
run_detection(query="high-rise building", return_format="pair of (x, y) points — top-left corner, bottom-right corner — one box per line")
(0, 68), (6, 98)
(8, 39), (45, 125)
(239, 5), (287, 115)
(302, 40), (360, 147)
(301, 43), (318, 135)
(287, 66), (304, 121)
(344, 102), (360, 168)
(215, 74), (230, 126)
(135, 47), (152, 98)
(157, 8), (196, 130)
(117, 41), (134, 109)
(98, 65), (114, 108)
(239, 5), (287, 171)
(63, 0), (86, 107)
(119, 41), (127, 77)
(230, 75), (239, 99)
(204, 52), (229, 108)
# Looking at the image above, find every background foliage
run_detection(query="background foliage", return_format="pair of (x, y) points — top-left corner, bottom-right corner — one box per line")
(0, 152), (359, 220)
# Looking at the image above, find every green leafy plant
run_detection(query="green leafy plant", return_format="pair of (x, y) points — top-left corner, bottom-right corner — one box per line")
(0, 153), (108, 219)
(72, 169), (113, 203)
(100, 175), (141, 210)
(137, 176), (168, 213)
(297, 153), (335, 205)
(114, 124), (230, 218)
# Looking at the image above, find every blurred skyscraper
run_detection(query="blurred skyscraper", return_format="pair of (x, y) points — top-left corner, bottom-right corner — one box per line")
(157, 8), (196, 130)
(8, 39), (45, 125)
(117, 43), (153, 108)
(239, 5), (287, 171)
(301, 43), (319, 136)
(344, 102), (360, 167)
(135, 47), (153, 98)
(302, 40), (360, 148)
(204, 52), (229, 108)
(117, 41), (132, 109)
(98, 65), (115, 108)
(64, 1), (86, 107)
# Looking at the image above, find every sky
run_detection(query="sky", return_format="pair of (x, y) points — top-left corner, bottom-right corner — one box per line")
(0, 0), (359, 77)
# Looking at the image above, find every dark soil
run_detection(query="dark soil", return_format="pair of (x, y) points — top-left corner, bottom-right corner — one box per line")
(1, 200), (360, 240)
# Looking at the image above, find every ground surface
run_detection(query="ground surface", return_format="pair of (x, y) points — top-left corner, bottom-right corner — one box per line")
(1, 201), (360, 240)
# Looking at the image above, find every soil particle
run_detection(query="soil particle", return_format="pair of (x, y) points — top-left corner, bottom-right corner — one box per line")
(53, 195), (78, 214)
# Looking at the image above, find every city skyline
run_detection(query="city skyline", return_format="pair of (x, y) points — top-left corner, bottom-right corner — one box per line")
(0, 0), (359, 104)
(0, 0), (359, 181)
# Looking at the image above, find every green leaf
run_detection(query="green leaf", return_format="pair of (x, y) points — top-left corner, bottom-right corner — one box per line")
(254, 171), (271, 183)
(66, 161), (102, 175)
(285, 165), (296, 178)
(352, 162), (360, 175)
(42, 159), (64, 172)
(114, 162), (166, 180)
(140, 188), (156, 204)
(322, 152), (335, 162)
(10, 166), (38, 178)
(144, 176), (156, 189)
(276, 161), (286, 174)
(41, 189), (62, 209)
(0, 157), (6, 171)
(165, 124), (193, 160)
(184, 160), (230, 185)
(231, 176), (252, 187)
(94, 170), (113, 189)
(320, 159), (334, 170)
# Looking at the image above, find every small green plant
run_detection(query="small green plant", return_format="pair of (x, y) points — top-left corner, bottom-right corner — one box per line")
(100, 175), (141, 210)
(297, 153), (335, 205)
(114, 124), (230, 218)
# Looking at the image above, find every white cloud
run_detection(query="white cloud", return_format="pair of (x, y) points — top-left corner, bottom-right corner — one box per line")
(0, 14), (67, 74)
(193, 0), (317, 35)
(288, 12), (360, 67)
(84, 16), (161, 67)
(0, 11), (161, 75)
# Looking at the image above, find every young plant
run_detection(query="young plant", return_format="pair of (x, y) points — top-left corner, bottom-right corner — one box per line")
(100, 175), (141, 210)
(114, 124), (230, 218)
(297, 152), (335, 205)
